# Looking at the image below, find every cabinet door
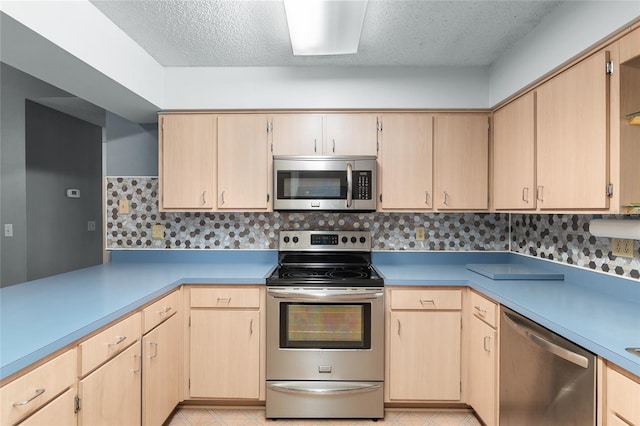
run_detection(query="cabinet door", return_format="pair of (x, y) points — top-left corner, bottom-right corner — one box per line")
(378, 114), (433, 210)
(536, 50), (610, 210)
(468, 316), (498, 426)
(217, 114), (270, 210)
(388, 311), (461, 401)
(18, 388), (76, 426)
(190, 309), (260, 399)
(142, 314), (180, 426)
(271, 114), (323, 156)
(159, 114), (216, 210)
(325, 114), (378, 156)
(79, 341), (141, 426)
(606, 365), (640, 426)
(493, 93), (536, 210)
(434, 115), (489, 210)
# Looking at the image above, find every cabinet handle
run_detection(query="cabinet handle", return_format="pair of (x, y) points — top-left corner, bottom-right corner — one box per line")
(474, 305), (487, 316)
(250, 318), (254, 335)
(443, 191), (449, 206)
(201, 190), (207, 206)
(149, 341), (158, 359)
(522, 187), (529, 203)
(483, 336), (491, 352)
(217, 297), (231, 304)
(132, 353), (141, 373)
(221, 190), (225, 205)
(425, 191), (430, 206)
(332, 139), (336, 153)
(379, 194), (382, 203)
(159, 306), (172, 315)
(108, 336), (127, 347)
(420, 299), (435, 306)
(13, 388), (45, 407)
(397, 319), (401, 336)
(314, 139), (317, 153)
(536, 186), (544, 202)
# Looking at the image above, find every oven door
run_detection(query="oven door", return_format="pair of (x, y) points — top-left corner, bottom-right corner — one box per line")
(273, 156), (376, 211)
(266, 287), (384, 381)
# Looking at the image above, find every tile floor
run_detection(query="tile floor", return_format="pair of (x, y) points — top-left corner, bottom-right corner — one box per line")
(165, 408), (482, 426)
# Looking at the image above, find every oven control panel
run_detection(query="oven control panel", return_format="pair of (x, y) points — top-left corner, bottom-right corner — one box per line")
(279, 231), (371, 251)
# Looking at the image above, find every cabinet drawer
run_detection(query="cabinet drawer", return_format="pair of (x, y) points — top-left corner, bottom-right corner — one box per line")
(17, 387), (76, 426)
(190, 287), (261, 308)
(143, 290), (179, 334)
(607, 364), (640, 425)
(0, 349), (77, 425)
(79, 312), (141, 376)
(469, 290), (498, 328)
(390, 289), (461, 310)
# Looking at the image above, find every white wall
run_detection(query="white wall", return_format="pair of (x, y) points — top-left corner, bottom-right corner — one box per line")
(0, 3), (162, 123)
(163, 66), (490, 110)
(105, 112), (158, 176)
(489, 1), (640, 106)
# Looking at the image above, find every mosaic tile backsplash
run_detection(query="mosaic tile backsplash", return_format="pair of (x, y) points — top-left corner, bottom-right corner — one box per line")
(106, 177), (508, 251)
(511, 214), (640, 279)
(106, 177), (640, 280)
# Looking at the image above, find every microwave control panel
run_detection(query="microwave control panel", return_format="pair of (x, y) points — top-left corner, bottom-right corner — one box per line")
(354, 171), (372, 200)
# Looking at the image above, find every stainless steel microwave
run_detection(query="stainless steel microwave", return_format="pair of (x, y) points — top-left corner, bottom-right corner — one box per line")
(273, 156), (377, 211)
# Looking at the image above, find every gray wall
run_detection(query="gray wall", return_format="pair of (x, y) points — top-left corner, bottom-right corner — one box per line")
(1, 63), (75, 286)
(105, 111), (157, 176)
(25, 101), (103, 281)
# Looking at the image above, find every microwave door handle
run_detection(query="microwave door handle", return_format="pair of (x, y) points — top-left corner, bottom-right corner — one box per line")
(346, 162), (353, 208)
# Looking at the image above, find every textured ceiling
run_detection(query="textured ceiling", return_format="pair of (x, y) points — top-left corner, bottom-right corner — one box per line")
(90, 0), (563, 67)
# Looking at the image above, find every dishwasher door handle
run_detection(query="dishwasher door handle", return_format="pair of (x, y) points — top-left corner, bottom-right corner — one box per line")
(503, 312), (589, 369)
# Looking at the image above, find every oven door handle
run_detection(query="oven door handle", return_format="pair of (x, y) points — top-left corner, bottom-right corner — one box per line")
(268, 382), (382, 396)
(267, 289), (383, 301)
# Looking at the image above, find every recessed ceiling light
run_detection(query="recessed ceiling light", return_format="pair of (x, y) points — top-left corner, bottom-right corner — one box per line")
(284, 0), (368, 56)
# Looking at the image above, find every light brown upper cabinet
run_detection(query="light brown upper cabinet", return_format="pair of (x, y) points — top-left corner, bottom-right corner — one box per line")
(536, 50), (611, 210)
(159, 114), (217, 212)
(434, 114), (489, 210)
(271, 113), (378, 156)
(325, 114), (378, 156)
(271, 114), (324, 156)
(493, 92), (536, 210)
(377, 114), (434, 210)
(618, 28), (640, 213)
(217, 114), (271, 211)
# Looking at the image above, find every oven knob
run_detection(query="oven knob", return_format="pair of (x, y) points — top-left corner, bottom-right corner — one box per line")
(351, 236), (357, 244)
(341, 236), (348, 244)
(292, 236), (299, 243)
(283, 236), (290, 243)
(360, 236), (366, 244)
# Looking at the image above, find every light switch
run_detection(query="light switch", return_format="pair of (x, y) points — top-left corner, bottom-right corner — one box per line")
(4, 224), (13, 237)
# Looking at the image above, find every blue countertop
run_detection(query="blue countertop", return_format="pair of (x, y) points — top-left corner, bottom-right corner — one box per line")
(1, 250), (639, 381)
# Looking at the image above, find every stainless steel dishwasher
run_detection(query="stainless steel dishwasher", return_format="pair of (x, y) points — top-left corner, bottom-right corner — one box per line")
(500, 307), (596, 426)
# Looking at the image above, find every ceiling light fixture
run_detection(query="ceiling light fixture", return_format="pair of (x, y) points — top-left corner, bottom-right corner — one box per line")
(283, 0), (368, 56)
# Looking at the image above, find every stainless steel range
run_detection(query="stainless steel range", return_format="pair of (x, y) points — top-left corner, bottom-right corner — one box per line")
(266, 230), (384, 420)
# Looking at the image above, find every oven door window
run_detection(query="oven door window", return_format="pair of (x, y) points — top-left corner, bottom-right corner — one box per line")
(280, 303), (371, 349)
(276, 171), (347, 200)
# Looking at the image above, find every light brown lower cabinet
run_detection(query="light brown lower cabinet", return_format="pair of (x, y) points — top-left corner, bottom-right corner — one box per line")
(78, 341), (142, 426)
(386, 288), (462, 402)
(188, 286), (263, 400)
(605, 362), (640, 426)
(468, 310), (498, 425)
(142, 314), (180, 426)
(18, 387), (76, 426)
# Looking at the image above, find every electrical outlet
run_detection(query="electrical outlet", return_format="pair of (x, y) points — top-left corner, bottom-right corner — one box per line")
(87, 221), (96, 231)
(612, 238), (635, 258)
(415, 226), (425, 241)
(118, 199), (129, 215)
(152, 224), (165, 240)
